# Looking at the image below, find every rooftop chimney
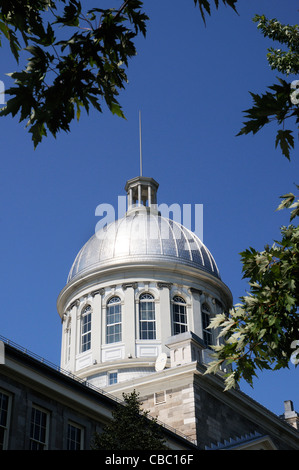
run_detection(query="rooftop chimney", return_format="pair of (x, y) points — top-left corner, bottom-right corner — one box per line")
(283, 400), (299, 430)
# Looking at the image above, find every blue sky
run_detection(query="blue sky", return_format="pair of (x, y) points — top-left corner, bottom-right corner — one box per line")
(0, 0), (299, 417)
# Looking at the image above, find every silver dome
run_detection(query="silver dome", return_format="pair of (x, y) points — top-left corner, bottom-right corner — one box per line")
(67, 210), (220, 283)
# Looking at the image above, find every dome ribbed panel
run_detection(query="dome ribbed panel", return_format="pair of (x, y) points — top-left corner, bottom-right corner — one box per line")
(67, 212), (220, 283)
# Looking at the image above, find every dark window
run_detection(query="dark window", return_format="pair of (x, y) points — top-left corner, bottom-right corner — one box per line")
(67, 423), (82, 450)
(0, 392), (9, 450)
(30, 406), (48, 450)
(202, 303), (212, 346)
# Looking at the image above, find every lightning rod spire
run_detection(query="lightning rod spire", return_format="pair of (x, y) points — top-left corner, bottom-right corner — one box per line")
(139, 110), (143, 176)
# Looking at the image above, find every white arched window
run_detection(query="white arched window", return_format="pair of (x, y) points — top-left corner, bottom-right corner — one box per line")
(81, 305), (91, 352)
(106, 296), (122, 344)
(202, 303), (212, 347)
(172, 296), (187, 335)
(139, 293), (156, 340)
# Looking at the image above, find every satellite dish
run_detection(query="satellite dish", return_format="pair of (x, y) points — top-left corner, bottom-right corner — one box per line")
(155, 353), (167, 372)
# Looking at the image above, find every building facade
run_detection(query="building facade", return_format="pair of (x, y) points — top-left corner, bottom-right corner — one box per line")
(55, 175), (299, 450)
(0, 338), (195, 450)
(1, 175), (299, 450)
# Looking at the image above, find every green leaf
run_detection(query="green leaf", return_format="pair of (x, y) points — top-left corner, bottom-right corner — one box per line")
(276, 192), (295, 211)
(223, 371), (237, 391)
(193, 0), (238, 24)
(109, 101), (125, 118)
(29, 120), (48, 149)
(275, 129), (294, 160)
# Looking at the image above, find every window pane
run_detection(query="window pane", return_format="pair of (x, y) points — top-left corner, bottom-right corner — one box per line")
(140, 293), (154, 300)
(173, 297), (187, 335)
(202, 304), (212, 346)
(140, 302), (155, 320)
(139, 293), (156, 339)
(67, 423), (82, 450)
(30, 407), (48, 450)
(108, 372), (118, 385)
(139, 294), (156, 340)
(106, 297), (122, 344)
(0, 393), (8, 427)
(81, 307), (92, 352)
(140, 323), (156, 340)
(0, 428), (4, 451)
(0, 392), (9, 450)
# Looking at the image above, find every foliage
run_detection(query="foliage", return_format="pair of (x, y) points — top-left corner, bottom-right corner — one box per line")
(193, 0), (238, 24)
(238, 15), (299, 159)
(207, 13), (299, 391)
(206, 191), (299, 391)
(0, 0), (238, 148)
(91, 390), (168, 450)
(0, 0), (148, 147)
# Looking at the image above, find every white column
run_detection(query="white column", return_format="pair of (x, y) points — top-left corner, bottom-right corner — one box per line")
(190, 288), (202, 338)
(69, 303), (77, 372)
(60, 315), (67, 369)
(138, 184), (141, 206)
(91, 291), (102, 364)
(148, 185), (152, 207)
(122, 283), (136, 358)
(157, 284), (172, 354)
(62, 300), (78, 373)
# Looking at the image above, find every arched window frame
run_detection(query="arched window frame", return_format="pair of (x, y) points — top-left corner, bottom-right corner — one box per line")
(80, 304), (92, 353)
(139, 293), (156, 340)
(172, 295), (188, 335)
(202, 302), (213, 347)
(106, 296), (122, 344)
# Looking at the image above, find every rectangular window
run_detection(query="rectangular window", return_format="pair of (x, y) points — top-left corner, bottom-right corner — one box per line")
(81, 309), (91, 352)
(108, 371), (118, 385)
(0, 391), (10, 450)
(202, 311), (212, 346)
(30, 406), (49, 450)
(139, 301), (156, 340)
(154, 391), (166, 405)
(173, 303), (187, 335)
(106, 302), (122, 344)
(67, 422), (83, 450)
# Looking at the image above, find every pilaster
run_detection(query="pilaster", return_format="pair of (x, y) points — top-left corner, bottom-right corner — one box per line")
(157, 282), (172, 353)
(122, 283), (137, 358)
(91, 290), (103, 365)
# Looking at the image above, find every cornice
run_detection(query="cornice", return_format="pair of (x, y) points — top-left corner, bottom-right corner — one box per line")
(57, 259), (233, 315)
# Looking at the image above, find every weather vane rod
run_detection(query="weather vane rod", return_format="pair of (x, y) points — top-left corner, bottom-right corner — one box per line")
(139, 110), (143, 176)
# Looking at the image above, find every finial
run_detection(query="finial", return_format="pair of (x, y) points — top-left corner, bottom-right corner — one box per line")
(139, 110), (143, 177)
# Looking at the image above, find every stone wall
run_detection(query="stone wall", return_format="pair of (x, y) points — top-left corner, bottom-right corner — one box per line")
(141, 383), (197, 443)
(139, 372), (299, 450)
(193, 380), (259, 449)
